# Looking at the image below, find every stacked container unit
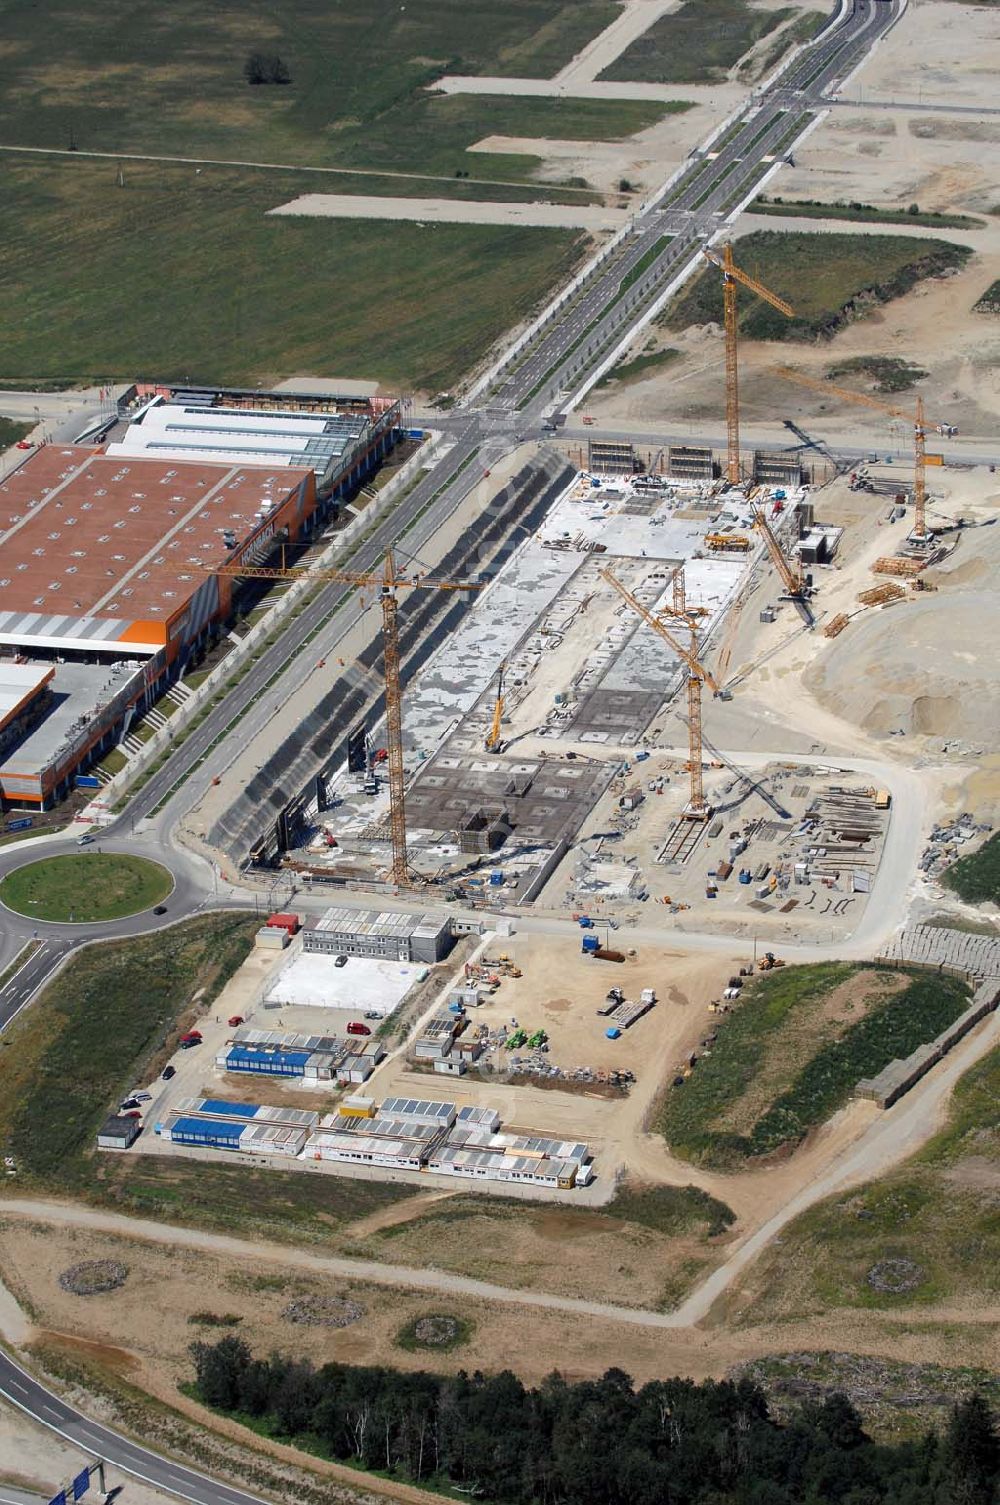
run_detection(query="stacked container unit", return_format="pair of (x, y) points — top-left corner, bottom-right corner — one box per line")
(267, 913), (301, 935)
(255, 927), (290, 950)
(160, 1099), (318, 1155)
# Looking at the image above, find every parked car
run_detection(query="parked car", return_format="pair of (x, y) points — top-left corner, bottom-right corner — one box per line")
(123, 1109), (142, 1119)
(119, 1098), (141, 1111)
(134, 1092), (152, 1102)
(228, 1015), (244, 1028)
(179, 1037), (201, 1050)
(334, 954), (348, 968)
(346, 1021), (371, 1036)
(179, 1030), (202, 1043)
(161, 1065), (176, 1080)
(364, 1011), (380, 1021)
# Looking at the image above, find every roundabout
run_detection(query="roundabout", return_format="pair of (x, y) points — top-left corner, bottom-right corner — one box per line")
(0, 852), (174, 924)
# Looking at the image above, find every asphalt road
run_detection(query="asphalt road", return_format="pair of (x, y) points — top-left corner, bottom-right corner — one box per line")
(0, 1349), (271, 1505)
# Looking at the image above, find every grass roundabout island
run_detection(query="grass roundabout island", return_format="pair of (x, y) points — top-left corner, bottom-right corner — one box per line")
(0, 852), (173, 923)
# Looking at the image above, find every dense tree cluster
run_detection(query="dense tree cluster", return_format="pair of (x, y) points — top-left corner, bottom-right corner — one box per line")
(243, 52), (291, 86)
(190, 1338), (999, 1504)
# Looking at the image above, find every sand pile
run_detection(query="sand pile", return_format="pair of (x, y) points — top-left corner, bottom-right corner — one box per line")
(806, 589), (999, 746)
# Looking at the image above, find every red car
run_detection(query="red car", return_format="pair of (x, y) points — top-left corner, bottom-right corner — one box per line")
(228, 1016), (244, 1028)
(346, 1021), (371, 1036)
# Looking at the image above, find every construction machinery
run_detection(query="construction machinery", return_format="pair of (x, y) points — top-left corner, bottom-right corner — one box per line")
(705, 532), (752, 553)
(198, 550), (481, 886)
(702, 244), (795, 485)
(749, 499), (814, 626)
(484, 664), (506, 754)
(601, 565), (718, 818)
(773, 365), (954, 541)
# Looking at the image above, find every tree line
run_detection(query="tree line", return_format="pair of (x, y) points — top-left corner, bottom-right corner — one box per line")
(190, 1337), (999, 1504)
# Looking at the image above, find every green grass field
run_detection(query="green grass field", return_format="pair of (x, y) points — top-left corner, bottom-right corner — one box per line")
(1, 158), (584, 391)
(0, 915), (257, 1181)
(0, 852), (173, 922)
(601, 0), (800, 84)
(662, 230), (972, 341)
(734, 1045), (1000, 1317)
(657, 964), (970, 1168)
(0, 418), (32, 448)
(943, 832), (1000, 906)
(0, 0), (621, 164)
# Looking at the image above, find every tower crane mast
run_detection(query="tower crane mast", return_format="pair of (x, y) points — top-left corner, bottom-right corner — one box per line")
(773, 365), (949, 540)
(601, 566), (717, 817)
(199, 551), (480, 886)
(703, 244), (795, 485)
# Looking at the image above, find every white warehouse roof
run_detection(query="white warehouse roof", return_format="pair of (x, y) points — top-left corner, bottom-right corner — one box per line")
(105, 398), (371, 481)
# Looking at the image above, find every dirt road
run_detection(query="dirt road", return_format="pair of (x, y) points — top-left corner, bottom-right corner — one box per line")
(2, 1003), (995, 1334)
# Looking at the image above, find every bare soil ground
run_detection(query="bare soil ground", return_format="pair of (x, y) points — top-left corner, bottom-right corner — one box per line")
(1, 1216), (995, 1416)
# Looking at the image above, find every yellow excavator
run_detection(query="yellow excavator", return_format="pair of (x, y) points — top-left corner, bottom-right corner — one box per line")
(484, 664), (506, 753)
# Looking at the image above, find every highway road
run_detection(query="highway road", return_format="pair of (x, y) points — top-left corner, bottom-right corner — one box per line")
(0, 1349), (270, 1505)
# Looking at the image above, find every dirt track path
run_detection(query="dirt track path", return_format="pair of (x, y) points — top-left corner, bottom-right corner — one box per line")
(1, 1005), (995, 1334)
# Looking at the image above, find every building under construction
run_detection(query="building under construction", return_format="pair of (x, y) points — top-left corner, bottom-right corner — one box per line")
(274, 466), (811, 899)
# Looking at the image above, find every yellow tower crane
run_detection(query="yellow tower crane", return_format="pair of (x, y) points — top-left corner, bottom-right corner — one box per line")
(601, 565), (718, 819)
(484, 664), (506, 754)
(773, 365), (951, 541)
(199, 550), (481, 887)
(748, 498), (814, 626)
(703, 244), (795, 486)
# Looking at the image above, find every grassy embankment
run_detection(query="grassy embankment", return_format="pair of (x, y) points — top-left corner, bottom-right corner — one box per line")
(0, 916), (418, 1235)
(0, 418), (32, 448)
(731, 1043), (1000, 1317)
(973, 280), (1000, 314)
(750, 197), (984, 231)
(0, 853), (173, 922)
(825, 356), (928, 394)
(601, 0), (803, 83)
(598, 345), (682, 387)
(656, 963), (971, 1169)
(943, 831), (1000, 906)
(662, 230), (972, 340)
(352, 1181), (737, 1311)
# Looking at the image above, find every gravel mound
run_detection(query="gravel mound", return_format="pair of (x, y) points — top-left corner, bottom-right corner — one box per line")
(58, 1260), (129, 1296)
(282, 1294), (364, 1328)
(866, 1258), (924, 1294)
(413, 1315), (461, 1347)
